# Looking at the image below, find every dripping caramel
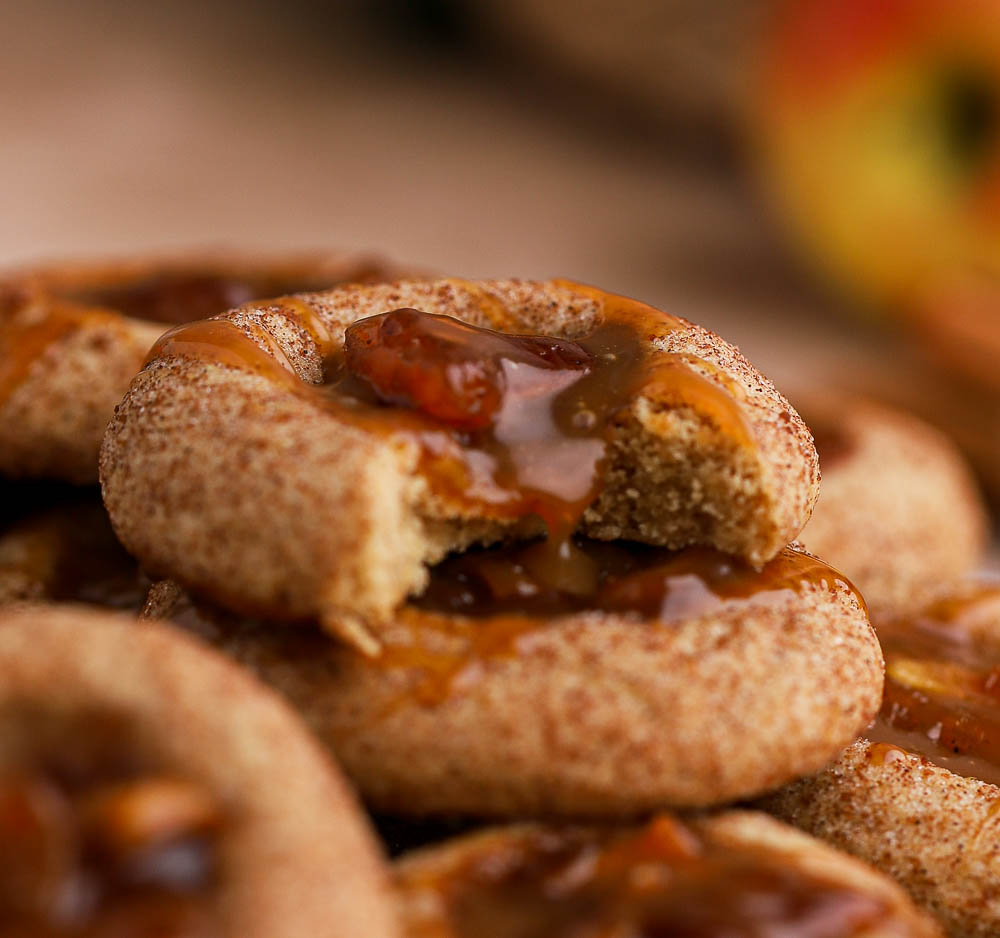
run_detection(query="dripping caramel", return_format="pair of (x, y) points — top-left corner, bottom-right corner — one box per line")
(385, 541), (859, 707)
(144, 283), (754, 541)
(868, 583), (1000, 787)
(400, 816), (892, 938)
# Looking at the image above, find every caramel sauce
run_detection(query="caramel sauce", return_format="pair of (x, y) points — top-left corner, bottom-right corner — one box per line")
(157, 541), (859, 711)
(0, 296), (125, 409)
(385, 541), (857, 707)
(0, 704), (221, 936)
(413, 540), (855, 619)
(0, 263), (389, 410)
(0, 489), (148, 610)
(400, 816), (892, 938)
(868, 583), (1000, 787)
(144, 283), (753, 552)
(865, 742), (908, 767)
(65, 272), (349, 327)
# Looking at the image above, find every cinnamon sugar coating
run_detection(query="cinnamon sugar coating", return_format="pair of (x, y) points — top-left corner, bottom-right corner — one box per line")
(761, 740), (1000, 938)
(0, 604), (400, 938)
(0, 250), (406, 483)
(143, 569), (879, 816)
(760, 583), (1000, 937)
(102, 279), (820, 637)
(797, 395), (988, 616)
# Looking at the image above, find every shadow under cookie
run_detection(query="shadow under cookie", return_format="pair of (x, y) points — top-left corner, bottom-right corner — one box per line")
(0, 483), (147, 608)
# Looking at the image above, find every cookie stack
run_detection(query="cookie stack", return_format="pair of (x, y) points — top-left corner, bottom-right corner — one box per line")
(0, 262), (990, 935)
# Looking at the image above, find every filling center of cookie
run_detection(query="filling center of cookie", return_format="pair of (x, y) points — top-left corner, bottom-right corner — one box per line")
(867, 583), (1000, 786)
(413, 540), (853, 620)
(332, 306), (648, 546)
(0, 704), (222, 936)
(149, 285), (755, 572)
(66, 272), (342, 326)
(402, 817), (892, 938)
(367, 542), (861, 706)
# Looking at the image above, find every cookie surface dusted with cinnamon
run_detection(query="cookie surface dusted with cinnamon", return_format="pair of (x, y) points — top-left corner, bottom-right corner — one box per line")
(103, 279), (820, 645)
(0, 606), (401, 938)
(0, 250), (406, 483)
(796, 395), (987, 616)
(761, 582), (1000, 938)
(395, 813), (940, 938)
(143, 538), (878, 815)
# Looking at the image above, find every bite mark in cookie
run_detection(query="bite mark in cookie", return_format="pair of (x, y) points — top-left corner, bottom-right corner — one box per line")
(104, 279), (820, 646)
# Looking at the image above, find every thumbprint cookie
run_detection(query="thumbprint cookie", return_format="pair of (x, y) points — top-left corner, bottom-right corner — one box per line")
(797, 395), (988, 615)
(0, 604), (400, 938)
(761, 581), (1000, 938)
(0, 250), (405, 483)
(102, 279), (821, 651)
(394, 812), (940, 937)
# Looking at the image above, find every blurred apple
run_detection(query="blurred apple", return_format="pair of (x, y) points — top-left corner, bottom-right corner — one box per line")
(755, 0), (1000, 314)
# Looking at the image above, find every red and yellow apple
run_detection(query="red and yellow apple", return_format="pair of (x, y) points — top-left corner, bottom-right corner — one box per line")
(755, 0), (1000, 314)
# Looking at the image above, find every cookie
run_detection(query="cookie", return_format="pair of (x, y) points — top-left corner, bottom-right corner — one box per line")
(395, 811), (940, 937)
(761, 581), (1000, 938)
(102, 279), (820, 648)
(797, 395), (988, 614)
(142, 538), (880, 816)
(0, 250), (403, 482)
(0, 604), (400, 937)
(0, 484), (145, 608)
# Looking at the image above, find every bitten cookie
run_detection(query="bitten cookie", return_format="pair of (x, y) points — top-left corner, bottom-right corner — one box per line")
(0, 250), (404, 483)
(797, 395), (988, 614)
(761, 581), (1000, 938)
(103, 279), (820, 646)
(395, 812), (940, 937)
(0, 604), (400, 938)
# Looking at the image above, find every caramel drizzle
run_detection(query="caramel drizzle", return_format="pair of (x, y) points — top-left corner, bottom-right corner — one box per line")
(377, 544), (860, 708)
(401, 816), (892, 938)
(869, 583), (1000, 786)
(150, 318), (301, 389)
(0, 298), (124, 409)
(142, 283), (755, 533)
